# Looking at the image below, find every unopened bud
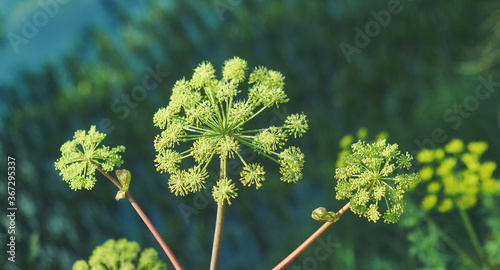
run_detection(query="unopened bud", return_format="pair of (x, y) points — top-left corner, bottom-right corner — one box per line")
(116, 169), (131, 190)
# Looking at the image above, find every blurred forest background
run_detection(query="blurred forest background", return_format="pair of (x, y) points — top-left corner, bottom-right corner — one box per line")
(1, 0), (500, 269)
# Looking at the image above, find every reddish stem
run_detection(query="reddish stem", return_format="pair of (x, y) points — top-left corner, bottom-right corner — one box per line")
(96, 167), (184, 270)
(272, 202), (351, 270)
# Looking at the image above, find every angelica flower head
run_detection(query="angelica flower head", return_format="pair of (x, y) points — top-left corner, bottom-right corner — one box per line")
(153, 57), (308, 204)
(72, 238), (166, 270)
(54, 126), (125, 191)
(335, 139), (420, 223)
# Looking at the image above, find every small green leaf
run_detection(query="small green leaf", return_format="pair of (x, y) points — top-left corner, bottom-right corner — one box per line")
(116, 169), (132, 191)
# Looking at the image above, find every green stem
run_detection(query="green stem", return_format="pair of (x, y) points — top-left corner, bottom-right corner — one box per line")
(210, 203), (226, 270)
(235, 135), (279, 163)
(96, 167), (184, 270)
(231, 105), (267, 131)
(272, 202), (351, 270)
(273, 182), (379, 269)
(458, 208), (488, 268)
(423, 211), (479, 270)
(182, 124), (213, 134)
(210, 157), (227, 270)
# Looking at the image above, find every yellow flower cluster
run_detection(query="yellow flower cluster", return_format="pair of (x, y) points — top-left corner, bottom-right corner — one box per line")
(418, 139), (500, 212)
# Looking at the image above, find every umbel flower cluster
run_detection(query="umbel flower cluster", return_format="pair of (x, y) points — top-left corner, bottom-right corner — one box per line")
(54, 126), (125, 190)
(418, 138), (500, 212)
(153, 57), (308, 205)
(335, 139), (420, 223)
(72, 238), (166, 270)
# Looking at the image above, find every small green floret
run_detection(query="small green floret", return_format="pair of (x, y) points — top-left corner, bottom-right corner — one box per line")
(54, 126), (125, 191)
(72, 238), (167, 270)
(284, 113), (309, 138)
(212, 178), (238, 205)
(240, 163), (266, 189)
(335, 139), (420, 223)
(279, 146), (305, 183)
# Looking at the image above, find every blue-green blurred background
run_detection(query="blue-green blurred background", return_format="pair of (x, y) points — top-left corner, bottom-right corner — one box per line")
(1, 0), (499, 269)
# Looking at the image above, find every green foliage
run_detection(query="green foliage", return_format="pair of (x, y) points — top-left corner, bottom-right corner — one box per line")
(402, 138), (500, 269)
(54, 126), (126, 191)
(402, 193), (500, 269)
(335, 139), (420, 223)
(460, 6), (500, 73)
(418, 138), (500, 212)
(401, 203), (453, 269)
(72, 238), (167, 270)
(483, 196), (500, 266)
(153, 57), (308, 204)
